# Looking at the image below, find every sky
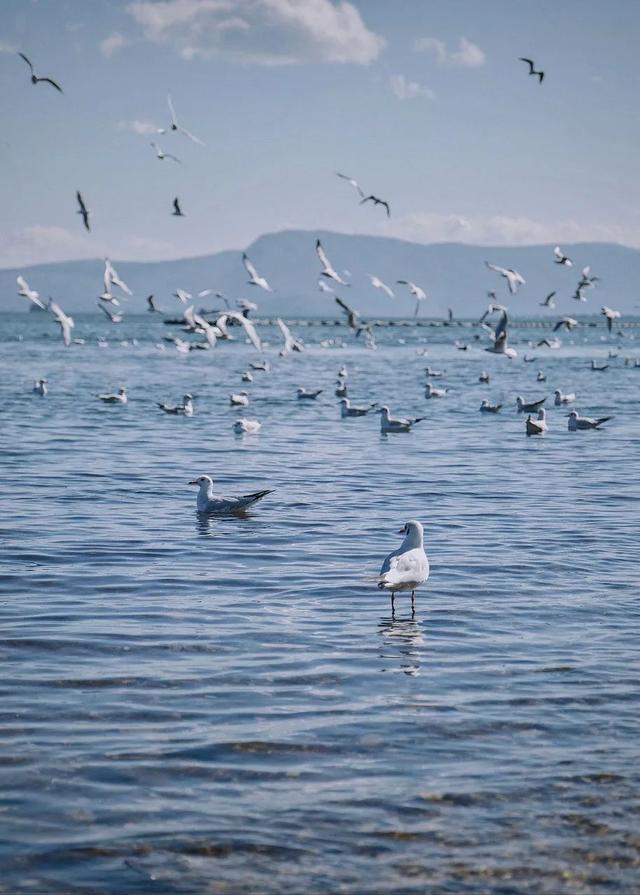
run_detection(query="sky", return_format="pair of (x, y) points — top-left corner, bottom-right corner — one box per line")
(2, 0), (640, 268)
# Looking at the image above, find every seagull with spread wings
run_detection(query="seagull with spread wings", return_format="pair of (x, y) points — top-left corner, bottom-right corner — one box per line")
(76, 191), (90, 232)
(360, 194), (390, 217)
(17, 275), (45, 310)
(18, 52), (63, 93)
(171, 197), (185, 217)
(336, 172), (364, 198)
(150, 142), (181, 163)
(396, 280), (427, 316)
(368, 274), (394, 298)
(519, 57), (544, 83)
(159, 93), (204, 145)
(317, 239), (349, 286)
(48, 299), (74, 347)
(539, 291), (556, 309)
(242, 253), (272, 292)
(485, 261), (526, 295)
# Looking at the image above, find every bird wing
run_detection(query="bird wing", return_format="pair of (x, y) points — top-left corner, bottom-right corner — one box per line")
(37, 76), (63, 93)
(98, 302), (114, 321)
(173, 198), (180, 213)
(494, 310), (508, 342)
(519, 57), (535, 73)
(316, 239), (331, 269)
(485, 261), (508, 277)
(228, 312), (262, 352)
(335, 296), (356, 318)
(76, 191), (87, 213)
(165, 152), (182, 163)
(277, 318), (291, 340)
(336, 172), (364, 197)
(178, 124), (204, 145)
(242, 253), (259, 280)
(167, 92), (177, 125)
(18, 52), (34, 74)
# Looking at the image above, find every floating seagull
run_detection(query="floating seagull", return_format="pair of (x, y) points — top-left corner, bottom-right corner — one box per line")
(172, 197), (184, 217)
(339, 397), (377, 417)
(48, 298), (74, 347)
(590, 360), (608, 371)
(17, 275), (45, 309)
(479, 371), (490, 384)
(568, 411), (612, 431)
(76, 191), (90, 231)
(539, 291), (556, 309)
(425, 382), (448, 398)
(537, 370), (546, 382)
(230, 392), (249, 406)
(516, 395), (546, 413)
(317, 239), (349, 286)
(553, 316), (578, 332)
(160, 93), (204, 145)
(455, 341), (469, 351)
(189, 475), (273, 514)
(150, 141), (181, 163)
(523, 355), (537, 363)
(554, 389), (576, 405)
(98, 302), (122, 323)
(242, 253), (272, 292)
(233, 418), (261, 435)
(158, 394), (193, 416)
(485, 262), (526, 295)
(335, 380), (348, 397)
(33, 378), (48, 396)
(601, 306), (621, 333)
(360, 194), (390, 217)
(480, 399), (501, 413)
(297, 387), (323, 400)
(526, 408), (548, 436)
(336, 172), (364, 198)
(379, 406), (424, 434)
(277, 319), (304, 356)
(18, 52), (63, 93)
(338, 365), (348, 379)
(553, 246), (573, 267)
(97, 387), (127, 404)
(250, 360), (270, 372)
(368, 274), (394, 298)
(241, 371), (253, 383)
(425, 366), (445, 378)
(519, 57), (544, 83)
(537, 337), (562, 349)
(377, 520), (429, 615)
(485, 310), (517, 358)
(396, 280), (427, 317)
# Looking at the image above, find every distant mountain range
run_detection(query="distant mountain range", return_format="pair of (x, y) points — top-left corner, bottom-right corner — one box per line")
(2, 230), (639, 317)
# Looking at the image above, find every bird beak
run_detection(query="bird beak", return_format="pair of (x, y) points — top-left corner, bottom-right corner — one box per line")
(398, 525), (407, 534)
(188, 479), (198, 485)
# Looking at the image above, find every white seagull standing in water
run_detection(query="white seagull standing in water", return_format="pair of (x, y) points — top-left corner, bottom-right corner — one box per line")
(317, 239), (349, 286)
(189, 475), (273, 514)
(396, 280), (427, 316)
(485, 262), (526, 295)
(516, 395), (546, 413)
(425, 382), (448, 398)
(297, 387), (323, 400)
(17, 275), (45, 309)
(377, 520), (429, 614)
(159, 93), (205, 145)
(230, 392), (249, 407)
(242, 253), (272, 292)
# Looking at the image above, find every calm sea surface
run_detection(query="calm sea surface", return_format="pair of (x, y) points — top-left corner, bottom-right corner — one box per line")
(1, 312), (639, 894)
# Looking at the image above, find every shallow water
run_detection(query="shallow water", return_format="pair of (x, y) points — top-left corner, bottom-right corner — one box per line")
(1, 312), (639, 894)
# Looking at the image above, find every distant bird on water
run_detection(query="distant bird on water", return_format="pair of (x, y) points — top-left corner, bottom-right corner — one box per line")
(360, 194), (390, 217)
(189, 475), (272, 514)
(378, 406), (424, 434)
(158, 394), (193, 416)
(568, 411), (612, 431)
(519, 57), (544, 83)
(18, 52), (63, 92)
(172, 197), (185, 217)
(242, 253), (272, 292)
(33, 378), (48, 396)
(97, 387), (127, 404)
(76, 191), (90, 231)
(480, 400), (501, 413)
(377, 520), (429, 615)
(526, 408), (548, 436)
(516, 395), (546, 413)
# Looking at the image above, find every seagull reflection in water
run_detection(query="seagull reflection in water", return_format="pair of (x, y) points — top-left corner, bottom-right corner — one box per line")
(378, 615), (426, 677)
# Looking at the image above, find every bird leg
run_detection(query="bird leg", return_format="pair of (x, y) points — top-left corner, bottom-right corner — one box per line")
(391, 593), (395, 616)
(411, 591), (416, 616)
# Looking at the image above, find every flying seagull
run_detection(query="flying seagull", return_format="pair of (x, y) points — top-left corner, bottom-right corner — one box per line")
(553, 316), (578, 332)
(368, 274), (394, 298)
(276, 319), (304, 356)
(242, 253), (272, 292)
(336, 172), (364, 198)
(76, 191), (90, 232)
(18, 52), (63, 93)
(360, 194), (390, 217)
(101, 258), (132, 304)
(317, 239), (349, 286)
(601, 306), (621, 332)
(172, 197), (184, 217)
(485, 310), (517, 358)
(17, 275), (45, 309)
(485, 261), (526, 295)
(159, 93), (204, 145)
(396, 280), (427, 317)
(553, 245), (573, 267)
(48, 298), (74, 347)
(147, 295), (158, 312)
(150, 142), (181, 163)
(98, 302), (122, 323)
(539, 291), (556, 309)
(519, 57), (544, 83)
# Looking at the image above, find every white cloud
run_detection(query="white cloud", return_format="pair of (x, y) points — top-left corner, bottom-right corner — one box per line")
(100, 32), (129, 58)
(415, 35), (485, 68)
(389, 73), (435, 101)
(372, 211), (640, 247)
(125, 0), (385, 64)
(117, 118), (159, 135)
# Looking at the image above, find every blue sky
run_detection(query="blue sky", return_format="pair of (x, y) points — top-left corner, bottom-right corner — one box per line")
(2, 0), (639, 267)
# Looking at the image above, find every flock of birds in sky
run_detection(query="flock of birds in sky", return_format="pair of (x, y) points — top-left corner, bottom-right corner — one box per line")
(13, 48), (634, 613)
